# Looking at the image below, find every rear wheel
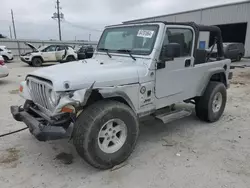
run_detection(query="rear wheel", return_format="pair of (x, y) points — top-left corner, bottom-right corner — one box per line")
(195, 81), (227, 122)
(32, 57), (43, 67)
(66, 56), (75, 62)
(236, 54), (242, 62)
(73, 100), (139, 169)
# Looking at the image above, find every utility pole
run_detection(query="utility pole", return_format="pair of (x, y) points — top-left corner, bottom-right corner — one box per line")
(9, 26), (13, 39)
(52, 0), (64, 40)
(89, 33), (91, 41)
(56, 0), (62, 41)
(11, 9), (20, 55)
(11, 9), (17, 39)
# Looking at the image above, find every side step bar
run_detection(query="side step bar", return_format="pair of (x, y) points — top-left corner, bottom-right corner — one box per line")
(155, 109), (192, 124)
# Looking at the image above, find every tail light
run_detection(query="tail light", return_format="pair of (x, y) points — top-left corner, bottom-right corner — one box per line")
(0, 60), (5, 66)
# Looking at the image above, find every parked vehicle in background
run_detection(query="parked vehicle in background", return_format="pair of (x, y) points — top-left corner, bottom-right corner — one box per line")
(11, 22), (232, 169)
(0, 46), (14, 62)
(20, 43), (78, 67)
(0, 55), (9, 78)
(77, 45), (94, 59)
(208, 43), (245, 61)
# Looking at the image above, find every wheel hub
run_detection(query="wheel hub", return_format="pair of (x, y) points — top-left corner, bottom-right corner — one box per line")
(98, 119), (127, 154)
(212, 92), (223, 113)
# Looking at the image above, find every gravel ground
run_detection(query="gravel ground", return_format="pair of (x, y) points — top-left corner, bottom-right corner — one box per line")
(0, 59), (250, 188)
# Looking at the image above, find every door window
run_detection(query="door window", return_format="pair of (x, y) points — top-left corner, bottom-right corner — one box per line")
(228, 44), (237, 51)
(56, 46), (65, 51)
(162, 28), (193, 57)
(44, 45), (56, 52)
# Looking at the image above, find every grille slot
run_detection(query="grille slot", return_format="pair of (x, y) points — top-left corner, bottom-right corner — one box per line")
(27, 77), (55, 113)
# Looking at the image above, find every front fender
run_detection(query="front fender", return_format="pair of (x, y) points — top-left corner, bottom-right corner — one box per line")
(53, 83), (94, 114)
(98, 84), (140, 112)
(99, 90), (136, 112)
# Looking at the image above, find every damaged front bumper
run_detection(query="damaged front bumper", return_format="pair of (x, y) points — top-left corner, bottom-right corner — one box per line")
(20, 56), (32, 63)
(10, 105), (71, 141)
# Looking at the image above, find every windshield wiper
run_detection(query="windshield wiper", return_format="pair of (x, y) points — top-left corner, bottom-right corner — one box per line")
(117, 49), (136, 61)
(98, 48), (112, 58)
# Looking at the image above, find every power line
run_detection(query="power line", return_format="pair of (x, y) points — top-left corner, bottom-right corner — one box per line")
(63, 20), (103, 32)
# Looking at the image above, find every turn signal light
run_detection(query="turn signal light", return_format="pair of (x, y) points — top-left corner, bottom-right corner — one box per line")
(61, 106), (74, 113)
(19, 85), (23, 93)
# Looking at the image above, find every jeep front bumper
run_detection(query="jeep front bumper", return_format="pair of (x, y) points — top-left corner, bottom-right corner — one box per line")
(10, 105), (70, 141)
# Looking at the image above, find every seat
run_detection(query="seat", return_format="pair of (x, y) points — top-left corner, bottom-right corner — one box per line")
(194, 49), (207, 64)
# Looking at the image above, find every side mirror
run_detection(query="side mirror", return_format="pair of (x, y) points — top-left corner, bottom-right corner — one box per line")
(160, 43), (181, 61)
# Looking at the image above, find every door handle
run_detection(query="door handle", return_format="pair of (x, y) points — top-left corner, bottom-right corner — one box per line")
(185, 59), (191, 67)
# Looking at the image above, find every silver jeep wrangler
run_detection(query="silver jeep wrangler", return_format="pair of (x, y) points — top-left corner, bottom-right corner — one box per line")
(11, 22), (233, 169)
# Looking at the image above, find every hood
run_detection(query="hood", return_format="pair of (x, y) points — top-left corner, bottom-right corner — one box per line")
(27, 59), (148, 91)
(25, 42), (39, 52)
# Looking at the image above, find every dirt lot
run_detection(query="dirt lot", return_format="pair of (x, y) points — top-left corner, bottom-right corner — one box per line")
(1, 59), (250, 188)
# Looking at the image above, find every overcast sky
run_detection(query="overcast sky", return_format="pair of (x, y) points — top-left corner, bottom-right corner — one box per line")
(0, 0), (243, 41)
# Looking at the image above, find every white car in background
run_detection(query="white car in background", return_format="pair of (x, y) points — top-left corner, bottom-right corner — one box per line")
(0, 46), (14, 62)
(0, 55), (9, 78)
(20, 43), (78, 67)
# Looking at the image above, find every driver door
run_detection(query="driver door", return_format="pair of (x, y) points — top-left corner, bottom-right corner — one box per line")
(55, 45), (66, 61)
(42, 45), (57, 61)
(155, 26), (195, 100)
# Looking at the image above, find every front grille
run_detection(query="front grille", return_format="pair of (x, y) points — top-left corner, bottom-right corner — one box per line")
(27, 77), (55, 112)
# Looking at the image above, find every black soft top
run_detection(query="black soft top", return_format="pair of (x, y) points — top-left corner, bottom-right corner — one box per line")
(108, 21), (224, 58)
(162, 22), (224, 58)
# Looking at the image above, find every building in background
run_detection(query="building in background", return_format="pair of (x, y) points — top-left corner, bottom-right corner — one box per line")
(124, 0), (250, 57)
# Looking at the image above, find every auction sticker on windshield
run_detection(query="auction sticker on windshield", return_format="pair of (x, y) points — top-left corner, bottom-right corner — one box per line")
(137, 30), (154, 38)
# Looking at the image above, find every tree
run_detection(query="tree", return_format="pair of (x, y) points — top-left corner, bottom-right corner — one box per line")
(0, 34), (6, 38)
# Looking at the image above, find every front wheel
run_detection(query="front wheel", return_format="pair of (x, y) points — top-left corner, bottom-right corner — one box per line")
(195, 81), (227, 122)
(32, 57), (43, 67)
(73, 100), (139, 169)
(3, 56), (8, 62)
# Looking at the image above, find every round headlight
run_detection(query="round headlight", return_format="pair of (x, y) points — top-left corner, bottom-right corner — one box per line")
(48, 89), (58, 105)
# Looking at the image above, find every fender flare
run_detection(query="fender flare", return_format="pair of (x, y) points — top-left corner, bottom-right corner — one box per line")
(98, 90), (136, 112)
(31, 55), (44, 62)
(201, 68), (227, 95)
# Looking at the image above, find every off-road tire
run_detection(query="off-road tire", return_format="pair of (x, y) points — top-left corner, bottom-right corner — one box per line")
(32, 57), (43, 67)
(73, 100), (139, 169)
(66, 56), (75, 62)
(236, 54), (242, 62)
(195, 81), (227, 122)
(2, 56), (8, 62)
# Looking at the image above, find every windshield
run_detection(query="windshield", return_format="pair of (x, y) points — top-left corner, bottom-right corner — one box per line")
(97, 25), (159, 55)
(37, 46), (47, 51)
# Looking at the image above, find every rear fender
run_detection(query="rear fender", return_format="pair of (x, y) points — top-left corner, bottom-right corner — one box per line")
(200, 68), (227, 95)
